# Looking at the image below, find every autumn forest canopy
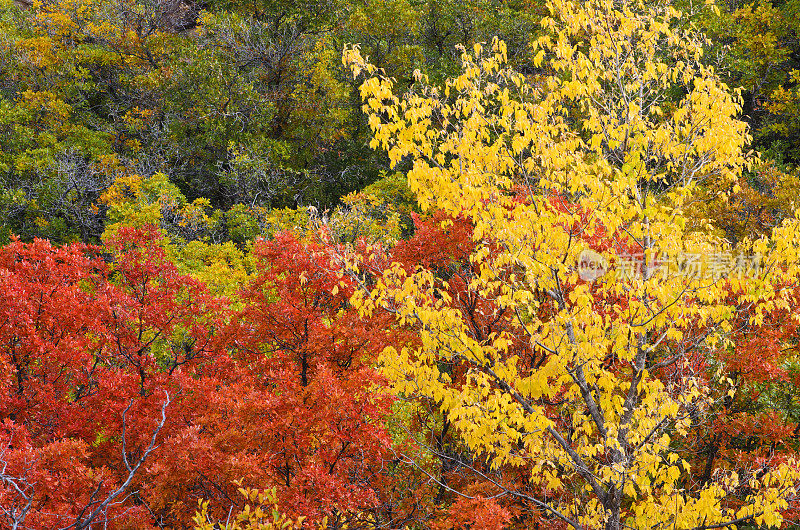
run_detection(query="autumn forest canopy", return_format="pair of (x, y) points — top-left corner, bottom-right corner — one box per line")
(6, 0), (800, 528)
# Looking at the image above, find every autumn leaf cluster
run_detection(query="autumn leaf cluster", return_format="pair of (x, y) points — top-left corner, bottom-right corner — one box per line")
(4, 0), (800, 528)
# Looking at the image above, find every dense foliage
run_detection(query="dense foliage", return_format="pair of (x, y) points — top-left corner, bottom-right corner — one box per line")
(3, 0), (800, 527)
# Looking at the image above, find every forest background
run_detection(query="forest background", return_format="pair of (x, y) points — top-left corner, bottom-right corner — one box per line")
(4, 0), (800, 527)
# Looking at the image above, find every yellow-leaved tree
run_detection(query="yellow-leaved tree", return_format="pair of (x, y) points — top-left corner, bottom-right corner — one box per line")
(343, 0), (800, 527)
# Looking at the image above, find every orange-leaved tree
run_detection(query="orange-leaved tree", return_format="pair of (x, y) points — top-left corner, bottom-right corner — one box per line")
(0, 227), (411, 528)
(0, 226), (224, 529)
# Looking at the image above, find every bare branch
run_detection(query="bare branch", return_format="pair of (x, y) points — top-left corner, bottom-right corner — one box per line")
(61, 391), (171, 530)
